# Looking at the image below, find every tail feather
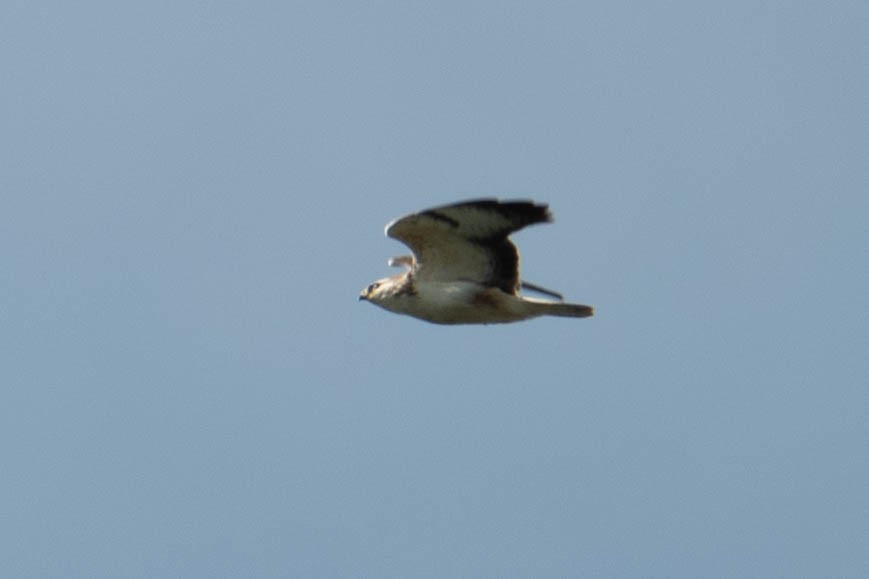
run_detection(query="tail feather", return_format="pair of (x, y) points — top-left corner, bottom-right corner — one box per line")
(525, 299), (594, 319)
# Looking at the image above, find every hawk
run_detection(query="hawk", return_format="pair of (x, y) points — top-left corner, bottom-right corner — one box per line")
(359, 198), (594, 324)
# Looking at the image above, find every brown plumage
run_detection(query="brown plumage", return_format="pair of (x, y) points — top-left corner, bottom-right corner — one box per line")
(360, 199), (594, 324)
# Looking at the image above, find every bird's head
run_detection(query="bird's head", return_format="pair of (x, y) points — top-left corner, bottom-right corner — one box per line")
(359, 277), (390, 303)
(359, 274), (409, 306)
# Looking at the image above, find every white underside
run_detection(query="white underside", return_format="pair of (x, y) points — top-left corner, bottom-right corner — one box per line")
(376, 281), (538, 325)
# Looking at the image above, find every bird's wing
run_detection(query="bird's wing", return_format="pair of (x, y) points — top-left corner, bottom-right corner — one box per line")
(387, 255), (414, 269)
(385, 198), (551, 294)
(520, 281), (564, 301)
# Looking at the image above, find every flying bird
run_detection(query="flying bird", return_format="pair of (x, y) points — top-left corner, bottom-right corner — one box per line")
(359, 198), (594, 324)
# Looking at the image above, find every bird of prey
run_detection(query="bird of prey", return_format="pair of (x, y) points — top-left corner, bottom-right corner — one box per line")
(359, 198), (594, 324)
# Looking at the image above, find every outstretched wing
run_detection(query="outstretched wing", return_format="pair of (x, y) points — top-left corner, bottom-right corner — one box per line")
(385, 198), (551, 294)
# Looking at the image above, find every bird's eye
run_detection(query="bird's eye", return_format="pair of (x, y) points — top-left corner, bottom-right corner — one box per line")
(367, 282), (380, 293)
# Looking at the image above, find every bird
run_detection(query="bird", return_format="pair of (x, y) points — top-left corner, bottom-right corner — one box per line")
(359, 198), (594, 324)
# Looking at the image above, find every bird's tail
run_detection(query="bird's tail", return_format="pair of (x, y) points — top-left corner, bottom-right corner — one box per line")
(525, 298), (594, 319)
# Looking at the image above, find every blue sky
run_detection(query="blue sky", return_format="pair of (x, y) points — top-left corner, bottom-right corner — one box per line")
(3, 1), (868, 577)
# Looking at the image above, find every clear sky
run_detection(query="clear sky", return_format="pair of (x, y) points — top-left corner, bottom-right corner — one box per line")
(3, 1), (868, 577)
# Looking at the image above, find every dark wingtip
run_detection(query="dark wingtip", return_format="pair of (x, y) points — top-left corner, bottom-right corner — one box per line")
(481, 198), (552, 227)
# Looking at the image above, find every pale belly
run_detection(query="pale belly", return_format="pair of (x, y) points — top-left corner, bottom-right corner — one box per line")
(382, 281), (530, 325)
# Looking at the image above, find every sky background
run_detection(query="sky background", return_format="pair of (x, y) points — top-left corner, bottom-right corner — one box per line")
(3, 1), (868, 577)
